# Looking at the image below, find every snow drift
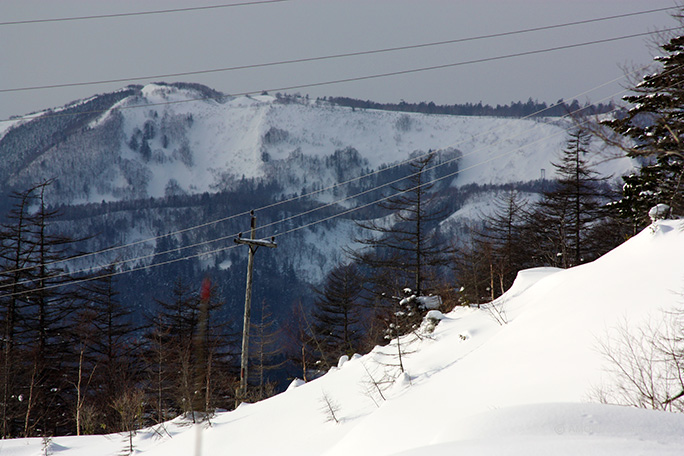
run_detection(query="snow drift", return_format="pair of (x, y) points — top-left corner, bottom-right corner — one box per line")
(4, 220), (684, 455)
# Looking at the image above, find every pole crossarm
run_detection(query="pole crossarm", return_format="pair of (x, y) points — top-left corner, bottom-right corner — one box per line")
(234, 236), (277, 249)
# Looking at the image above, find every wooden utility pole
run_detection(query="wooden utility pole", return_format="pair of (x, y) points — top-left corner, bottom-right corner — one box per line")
(234, 211), (277, 401)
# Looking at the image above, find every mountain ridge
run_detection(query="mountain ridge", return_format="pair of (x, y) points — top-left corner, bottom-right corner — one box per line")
(0, 82), (634, 208)
(0, 81), (637, 349)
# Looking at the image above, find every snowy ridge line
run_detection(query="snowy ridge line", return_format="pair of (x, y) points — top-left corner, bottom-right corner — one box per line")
(0, 58), (654, 283)
(0, 94), (640, 300)
(0, 79), (631, 289)
(1, 6), (675, 94)
(1, 24), (677, 123)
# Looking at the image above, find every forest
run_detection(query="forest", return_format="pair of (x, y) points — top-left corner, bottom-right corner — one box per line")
(318, 95), (616, 118)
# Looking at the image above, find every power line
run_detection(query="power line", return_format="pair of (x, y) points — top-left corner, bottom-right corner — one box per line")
(1, 17), (674, 288)
(1, 25), (675, 126)
(0, 7), (678, 95)
(0, 10), (678, 280)
(266, 27), (681, 94)
(0, 0), (292, 26)
(14, 57), (684, 298)
(0, 10), (676, 297)
(271, 114), (595, 240)
(2, 49), (682, 300)
(0, 70), (627, 282)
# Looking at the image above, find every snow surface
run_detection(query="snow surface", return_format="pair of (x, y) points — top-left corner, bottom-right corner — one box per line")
(4, 219), (684, 455)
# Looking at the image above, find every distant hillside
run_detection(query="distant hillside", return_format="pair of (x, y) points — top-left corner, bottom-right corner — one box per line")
(0, 81), (634, 353)
(320, 94), (617, 118)
(0, 83), (629, 207)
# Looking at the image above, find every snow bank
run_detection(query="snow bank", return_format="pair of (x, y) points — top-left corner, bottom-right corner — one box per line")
(395, 403), (684, 456)
(3, 220), (684, 456)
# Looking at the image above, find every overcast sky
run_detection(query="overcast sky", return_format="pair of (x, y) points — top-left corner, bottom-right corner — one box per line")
(0, 0), (678, 121)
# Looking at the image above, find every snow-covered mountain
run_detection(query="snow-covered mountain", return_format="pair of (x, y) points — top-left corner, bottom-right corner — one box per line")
(0, 82), (632, 206)
(4, 219), (684, 455)
(0, 82), (637, 334)
(0, 83), (633, 283)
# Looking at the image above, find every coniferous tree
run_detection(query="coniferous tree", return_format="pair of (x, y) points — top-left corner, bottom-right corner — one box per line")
(142, 277), (237, 421)
(249, 300), (284, 401)
(525, 129), (610, 268)
(349, 152), (452, 342)
(0, 187), (37, 438)
(15, 182), (84, 437)
(601, 33), (684, 218)
(462, 191), (533, 303)
(607, 152), (683, 233)
(452, 231), (491, 305)
(73, 265), (137, 433)
(144, 278), (197, 418)
(309, 264), (363, 368)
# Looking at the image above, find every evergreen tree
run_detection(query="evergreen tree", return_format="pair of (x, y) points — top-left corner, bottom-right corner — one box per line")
(602, 33), (684, 218)
(607, 151), (683, 233)
(309, 264), (363, 368)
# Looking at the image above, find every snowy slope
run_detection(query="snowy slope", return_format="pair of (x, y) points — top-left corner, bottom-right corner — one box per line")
(4, 219), (684, 455)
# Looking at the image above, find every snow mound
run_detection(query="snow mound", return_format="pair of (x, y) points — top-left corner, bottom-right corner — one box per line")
(4, 220), (684, 456)
(499, 266), (562, 300)
(395, 403), (684, 456)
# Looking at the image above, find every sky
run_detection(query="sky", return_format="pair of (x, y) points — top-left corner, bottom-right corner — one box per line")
(0, 0), (679, 121)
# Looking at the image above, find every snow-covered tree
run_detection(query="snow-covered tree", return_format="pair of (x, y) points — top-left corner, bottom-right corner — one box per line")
(601, 33), (684, 218)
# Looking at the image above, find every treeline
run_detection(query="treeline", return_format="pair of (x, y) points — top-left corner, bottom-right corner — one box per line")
(0, 182), (286, 441)
(320, 96), (616, 118)
(298, 115), (683, 375)
(453, 129), (618, 304)
(1, 89), (134, 177)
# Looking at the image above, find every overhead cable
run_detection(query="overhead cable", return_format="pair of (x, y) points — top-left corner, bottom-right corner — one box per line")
(0, 0), (292, 26)
(1, 25), (676, 126)
(1, 17), (679, 95)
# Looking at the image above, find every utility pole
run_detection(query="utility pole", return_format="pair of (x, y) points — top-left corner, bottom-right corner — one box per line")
(234, 211), (277, 402)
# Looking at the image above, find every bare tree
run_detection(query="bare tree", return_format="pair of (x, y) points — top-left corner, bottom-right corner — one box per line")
(249, 300), (284, 401)
(112, 387), (145, 455)
(595, 315), (684, 412)
(320, 390), (341, 424)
